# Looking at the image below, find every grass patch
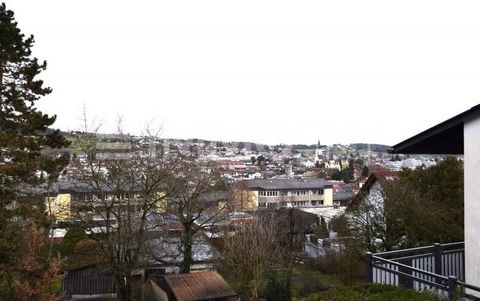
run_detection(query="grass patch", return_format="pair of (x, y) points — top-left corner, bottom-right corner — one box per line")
(270, 265), (344, 299)
(291, 265), (345, 288)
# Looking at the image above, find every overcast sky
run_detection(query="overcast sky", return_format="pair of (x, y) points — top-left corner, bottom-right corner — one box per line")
(7, 0), (480, 145)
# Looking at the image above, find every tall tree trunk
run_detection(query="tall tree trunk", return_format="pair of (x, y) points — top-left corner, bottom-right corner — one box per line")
(285, 209), (294, 300)
(0, 60), (3, 97)
(115, 274), (131, 301)
(180, 225), (193, 273)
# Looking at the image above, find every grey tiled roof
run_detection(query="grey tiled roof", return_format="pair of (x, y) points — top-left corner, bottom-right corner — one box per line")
(245, 178), (331, 190)
(333, 191), (356, 201)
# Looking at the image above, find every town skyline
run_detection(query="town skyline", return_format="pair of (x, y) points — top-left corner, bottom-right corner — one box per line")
(67, 130), (394, 150)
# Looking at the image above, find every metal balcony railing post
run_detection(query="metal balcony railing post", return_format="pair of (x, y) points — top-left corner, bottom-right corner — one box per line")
(433, 243), (442, 276)
(448, 276), (458, 299)
(366, 252), (373, 283)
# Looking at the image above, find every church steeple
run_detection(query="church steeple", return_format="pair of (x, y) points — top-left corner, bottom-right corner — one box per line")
(315, 139), (323, 162)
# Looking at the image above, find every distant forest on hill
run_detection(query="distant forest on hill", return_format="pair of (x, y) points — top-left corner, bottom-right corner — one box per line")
(350, 144), (390, 153)
(61, 131), (391, 152)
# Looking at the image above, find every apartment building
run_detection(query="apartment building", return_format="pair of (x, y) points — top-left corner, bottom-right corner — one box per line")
(242, 178), (334, 209)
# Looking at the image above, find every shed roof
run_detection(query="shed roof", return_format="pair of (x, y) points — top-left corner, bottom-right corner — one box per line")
(390, 104), (480, 155)
(162, 271), (237, 301)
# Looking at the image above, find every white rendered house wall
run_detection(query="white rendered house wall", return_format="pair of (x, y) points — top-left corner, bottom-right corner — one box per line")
(464, 117), (480, 287)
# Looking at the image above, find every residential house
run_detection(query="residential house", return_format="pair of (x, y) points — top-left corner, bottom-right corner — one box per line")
(94, 141), (132, 161)
(346, 171), (399, 251)
(63, 264), (116, 300)
(348, 171), (399, 209)
(254, 208), (320, 235)
(239, 178), (334, 209)
(324, 160), (341, 170)
(331, 180), (356, 206)
(44, 181), (159, 222)
(227, 211), (255, 228)
(255, 208), (320, 255)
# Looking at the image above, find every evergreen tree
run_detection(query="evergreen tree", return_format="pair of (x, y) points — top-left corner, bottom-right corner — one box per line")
(59, 226), (88, 255)
(317, 216), (330, 239)
(349, 156), (463, 251)
(264, 273), (290, 301)
(331, 168), (353, 183)
(399, 156), (464, 245)
(0, 3), (69, 298)
(361, 165), (369, 177)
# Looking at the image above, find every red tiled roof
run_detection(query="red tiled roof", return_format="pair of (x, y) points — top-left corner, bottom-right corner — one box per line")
(372, 171), (399, 182)
(362, 171), (400, 192)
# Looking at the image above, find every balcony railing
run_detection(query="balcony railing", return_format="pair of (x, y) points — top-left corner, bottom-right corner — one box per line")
(366, 242), (480, 300)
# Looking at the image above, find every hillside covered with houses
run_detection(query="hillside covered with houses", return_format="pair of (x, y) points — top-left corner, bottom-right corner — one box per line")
(1, 2), (470, 301)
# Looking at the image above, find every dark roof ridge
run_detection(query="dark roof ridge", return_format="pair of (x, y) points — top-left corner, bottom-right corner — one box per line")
(362, 171), (399, 192)
(390, 104), (480, 154)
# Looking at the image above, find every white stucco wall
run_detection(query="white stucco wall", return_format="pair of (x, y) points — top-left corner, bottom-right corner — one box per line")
(464, 117), (480, 286)
(324, 187), (334, 206)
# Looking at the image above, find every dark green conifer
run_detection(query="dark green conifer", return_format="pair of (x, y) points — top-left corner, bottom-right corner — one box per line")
(0, 3), (69, 298)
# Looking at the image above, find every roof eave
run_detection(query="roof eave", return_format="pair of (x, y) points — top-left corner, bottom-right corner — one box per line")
(390, 104), (480, 155)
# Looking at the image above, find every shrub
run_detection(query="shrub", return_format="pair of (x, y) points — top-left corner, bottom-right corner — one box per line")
(264, 273), (290, 301)
(305, 283), (444, 301)
(60, 226), (87, 255)
(317, 238), (365, 285)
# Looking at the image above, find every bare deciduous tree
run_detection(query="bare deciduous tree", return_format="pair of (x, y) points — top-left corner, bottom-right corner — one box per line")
(165, 157), (229, 273)
(70, 117), (175, 301)
(74, 151), (174, 300)
(72, 115), (231, 298)
(221, 217), (280, 300)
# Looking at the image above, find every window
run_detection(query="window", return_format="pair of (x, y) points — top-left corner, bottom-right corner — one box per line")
(259, 190), (278, 197)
